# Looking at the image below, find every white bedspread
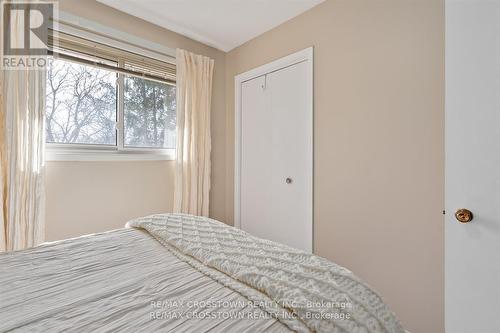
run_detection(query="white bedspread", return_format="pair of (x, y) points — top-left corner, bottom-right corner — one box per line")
(127, 214), (405, 333)
(0, 228), (290, 333)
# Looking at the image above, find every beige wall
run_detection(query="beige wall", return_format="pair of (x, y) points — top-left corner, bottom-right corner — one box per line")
(46, 0), (227, 240)
(45, 161), (175, 240)
(225, 1), (444, 332)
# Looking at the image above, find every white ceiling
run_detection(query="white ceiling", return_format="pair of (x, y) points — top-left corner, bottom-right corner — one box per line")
(96, 0), (325, 52)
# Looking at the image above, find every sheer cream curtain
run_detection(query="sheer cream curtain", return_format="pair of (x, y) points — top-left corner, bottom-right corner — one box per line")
(173, 49), (214, 217)
(0, 70), (5, 251)
(0, 12), (46, 252)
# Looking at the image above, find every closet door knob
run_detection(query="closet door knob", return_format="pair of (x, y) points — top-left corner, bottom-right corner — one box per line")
(285, 178), (293, 184)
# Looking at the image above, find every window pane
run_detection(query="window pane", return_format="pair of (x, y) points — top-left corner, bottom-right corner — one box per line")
(46, 58), (117, 145)
(124, 76), (176, 149)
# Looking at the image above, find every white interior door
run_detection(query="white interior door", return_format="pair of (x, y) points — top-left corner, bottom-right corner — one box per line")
(446, 1), (500, 332)
(237, 50), (313, 252)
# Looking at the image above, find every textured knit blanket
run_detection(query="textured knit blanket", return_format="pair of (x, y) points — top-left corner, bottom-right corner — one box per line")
(126, 213), (405, 333)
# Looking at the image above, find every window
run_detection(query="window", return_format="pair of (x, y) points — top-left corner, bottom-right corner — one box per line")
(46, 58), (117, 146)
(123, 75), (176, 149)
(46, 31), (176, 160)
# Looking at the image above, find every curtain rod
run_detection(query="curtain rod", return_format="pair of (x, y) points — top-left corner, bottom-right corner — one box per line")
(51, 14), (176, 64)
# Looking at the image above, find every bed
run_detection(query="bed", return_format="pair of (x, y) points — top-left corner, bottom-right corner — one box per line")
(0, 214), (405, 333)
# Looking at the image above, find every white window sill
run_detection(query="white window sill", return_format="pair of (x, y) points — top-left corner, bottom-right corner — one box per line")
(46, 147), (176, 162)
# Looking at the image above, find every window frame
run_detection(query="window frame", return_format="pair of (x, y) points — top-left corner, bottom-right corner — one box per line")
(46, 31), (176, 162)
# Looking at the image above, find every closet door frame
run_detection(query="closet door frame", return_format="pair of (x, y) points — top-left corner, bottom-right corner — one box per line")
(234, 47), (313, 246)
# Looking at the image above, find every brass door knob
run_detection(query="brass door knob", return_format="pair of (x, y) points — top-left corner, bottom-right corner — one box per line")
(455, 209), (473, 223)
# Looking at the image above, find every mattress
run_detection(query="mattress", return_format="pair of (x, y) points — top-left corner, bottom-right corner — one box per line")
(0, 228), (290, 333)
(0, 214), (405, 333)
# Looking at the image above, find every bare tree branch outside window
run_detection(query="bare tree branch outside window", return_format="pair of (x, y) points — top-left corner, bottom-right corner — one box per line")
(46, 58), (117, 145)
(46, 58), (177, 150)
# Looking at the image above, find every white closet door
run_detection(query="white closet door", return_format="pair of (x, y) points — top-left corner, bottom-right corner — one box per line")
(240, 75), (274, 242)
(240, 60), (312, 252)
